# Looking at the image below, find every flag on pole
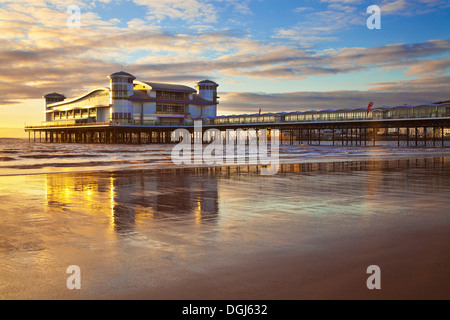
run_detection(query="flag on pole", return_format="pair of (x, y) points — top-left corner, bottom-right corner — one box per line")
(367, 102), (374, 116)
(258, 108), (261, 117)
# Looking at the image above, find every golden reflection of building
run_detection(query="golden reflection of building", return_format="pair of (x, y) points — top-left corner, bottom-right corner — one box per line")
(153, 172), (219, 223)
(45, 170), (219, 233)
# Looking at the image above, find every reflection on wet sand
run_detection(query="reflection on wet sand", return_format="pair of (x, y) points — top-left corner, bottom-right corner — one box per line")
(44, 157), (450, 235)
(45, 170), (219, 234)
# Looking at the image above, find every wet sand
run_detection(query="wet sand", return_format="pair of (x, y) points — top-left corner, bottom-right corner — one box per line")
(118, 225), (449, 300)
(1, 158), (449, 300)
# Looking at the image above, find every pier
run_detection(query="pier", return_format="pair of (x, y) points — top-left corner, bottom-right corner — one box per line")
(26, 71), (449, 148)
(25, 116), (450, 147)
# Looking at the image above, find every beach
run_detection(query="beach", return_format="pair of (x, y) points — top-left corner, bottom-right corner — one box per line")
(1, 141), (449, 300)
(120, 224), (450, 300)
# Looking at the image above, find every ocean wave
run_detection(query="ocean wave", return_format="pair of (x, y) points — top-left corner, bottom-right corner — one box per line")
(19, 154), (101, 159)
(1, 157), (173, 169)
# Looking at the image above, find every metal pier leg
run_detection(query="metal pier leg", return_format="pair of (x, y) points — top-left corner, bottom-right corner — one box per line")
(433, 126), (436, 147)
(332, 127), (335, 146)
(415, 127), (418, 147)
(350, 128), (353, 146)
(406, 128), (409, 147)
(424, 127), (427, 147)
(364, 128), (367, 146)
(373, 128), (376, 146)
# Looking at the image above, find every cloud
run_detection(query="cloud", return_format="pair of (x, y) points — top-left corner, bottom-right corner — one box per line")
(273, 3), (364, 43)
(293, 7), (314, 13)
(404, 59), (450, 76)
(320, 0), (362, 3)
(322, 40), (450, 70)
(368, 75), (450, 93)
(380, 0), (409, 15)
(0, 0), (448, 119)
(0, 27), (448, 105)
(218, 88), (448, 115)
(132, 0), (218, 23)
(380, 0), (450, 16)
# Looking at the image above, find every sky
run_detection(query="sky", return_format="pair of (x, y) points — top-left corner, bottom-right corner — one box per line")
(0, 0), (449, 137)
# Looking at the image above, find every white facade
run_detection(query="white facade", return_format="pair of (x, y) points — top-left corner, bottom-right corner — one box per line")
(42, 72), (219, 126)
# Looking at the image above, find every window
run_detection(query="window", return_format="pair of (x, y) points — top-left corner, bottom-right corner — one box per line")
(156, 103), (185, 114)
(112, 112), (131, 120)
(156, 91), (188, 100)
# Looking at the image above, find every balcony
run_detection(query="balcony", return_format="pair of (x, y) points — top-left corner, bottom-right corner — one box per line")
(155, 111), (189, 115)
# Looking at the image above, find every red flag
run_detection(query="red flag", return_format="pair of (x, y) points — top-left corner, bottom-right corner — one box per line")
(367, 102), (373, 116)
(258, 108), (261, 117)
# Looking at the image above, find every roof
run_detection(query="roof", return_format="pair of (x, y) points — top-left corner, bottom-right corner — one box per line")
(46, 87), (109, 107)
(109, 71), (135, 78)
(129, 90), (151, 100)
(191, 94), (216, 105)
(197, 80), (219, 86)
(142, 81), (197, 93)
(44, 92), (66, 98)
(433, 100), (450, 104)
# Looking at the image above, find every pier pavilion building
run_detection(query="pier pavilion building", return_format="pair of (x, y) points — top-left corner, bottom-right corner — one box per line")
(43, 71), (219, 127)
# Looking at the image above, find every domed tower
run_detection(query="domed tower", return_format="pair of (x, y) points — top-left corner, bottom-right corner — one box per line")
(196, 80), (219, 104)
(44, 92), (65, 105)
(108, 71), (136, 123)
(43, 93), (65, 121)
(196, 80), (219, 117)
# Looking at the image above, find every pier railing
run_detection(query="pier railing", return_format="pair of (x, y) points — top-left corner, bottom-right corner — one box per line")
(25, 114), (450, 130)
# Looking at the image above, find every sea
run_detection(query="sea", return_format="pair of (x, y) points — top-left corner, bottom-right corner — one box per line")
(1, 138), (450, 176)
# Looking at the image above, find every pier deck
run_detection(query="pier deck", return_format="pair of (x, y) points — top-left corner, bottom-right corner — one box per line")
(25, 117), (450, 147)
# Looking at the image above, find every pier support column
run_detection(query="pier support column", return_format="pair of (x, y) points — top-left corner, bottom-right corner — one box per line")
(406, 128), (409, 146)
(360, 128), (363, 146)
(424, 126), (427, 147)
(364, 128), (367, 146)
(433, 127), (436, 147)
(415, 127), (418, 147)
(373, 128), (376, 146)
(332, 127), (335, 146)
